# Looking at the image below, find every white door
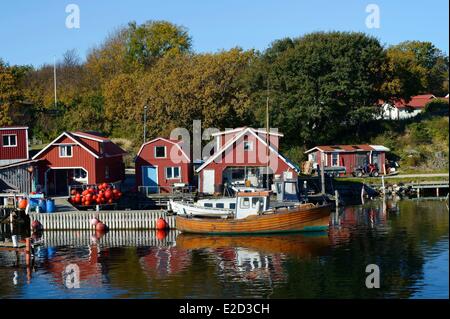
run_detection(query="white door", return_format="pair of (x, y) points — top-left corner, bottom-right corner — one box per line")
(203, 170), (215, 194)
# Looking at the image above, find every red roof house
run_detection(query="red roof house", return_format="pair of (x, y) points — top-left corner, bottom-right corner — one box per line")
(195, 127), (300, 194)
(135, 137), (191, 194)
(380, 94), (436, 120)
(32, 131), (126, 195)
(0, 126), (29, 166)
(305, 144), (390, 176)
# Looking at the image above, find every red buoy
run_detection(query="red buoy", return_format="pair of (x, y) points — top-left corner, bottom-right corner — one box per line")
(90, 217), (100, 226)
(96, 222), (108, 232)
(31, 220), (43, 231)
(156, 218), (168, 230)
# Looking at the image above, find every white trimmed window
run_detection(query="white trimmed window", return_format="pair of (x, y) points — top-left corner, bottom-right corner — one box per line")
(59, 145), (73, 158)
(155, 146), (166, 158)
(331, 153), (339, 166)
(2, 134), (17, 147)
(166, 166), (181, 179)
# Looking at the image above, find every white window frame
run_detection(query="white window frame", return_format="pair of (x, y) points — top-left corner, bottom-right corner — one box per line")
(243, 141), (253, 151)
(154, 146), (166, 158)
(2, 134), (17, 147)
(165, 166), (181, 179)
(59, 145), (73, 158)
(331, 153), (339, 167)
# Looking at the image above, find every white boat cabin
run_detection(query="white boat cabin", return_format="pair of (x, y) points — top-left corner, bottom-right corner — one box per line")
(172, 191), (271, 219)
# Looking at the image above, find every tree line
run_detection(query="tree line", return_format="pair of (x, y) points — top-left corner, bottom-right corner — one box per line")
(1, 20), (448, 162)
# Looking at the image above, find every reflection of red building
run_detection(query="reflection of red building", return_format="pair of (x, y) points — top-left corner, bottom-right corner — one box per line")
(43, 245), (104, 285)
(140, 247), (191, 278)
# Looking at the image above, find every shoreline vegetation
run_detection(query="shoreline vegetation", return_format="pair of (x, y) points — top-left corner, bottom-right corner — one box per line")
(1, 20), (448, 172)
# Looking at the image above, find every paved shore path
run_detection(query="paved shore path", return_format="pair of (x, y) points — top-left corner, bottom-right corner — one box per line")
(384, 173), (449, 179)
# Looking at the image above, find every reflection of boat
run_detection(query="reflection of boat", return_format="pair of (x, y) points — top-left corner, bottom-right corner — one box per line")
(176, 233), (330, 258)
(176, 191), (331, 234)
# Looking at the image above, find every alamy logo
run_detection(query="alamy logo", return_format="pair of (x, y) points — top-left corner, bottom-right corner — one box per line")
(365, 264), (380, 288)
(63, 263), (80, 288)
(365, 4), (380, 29)
(65, 4), (80, 29)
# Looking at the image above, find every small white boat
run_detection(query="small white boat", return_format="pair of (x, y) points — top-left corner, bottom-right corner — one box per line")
(169, 197), (235, 218)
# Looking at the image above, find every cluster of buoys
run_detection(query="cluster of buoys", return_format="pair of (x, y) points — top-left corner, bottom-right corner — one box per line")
(69, 184), (122, 207)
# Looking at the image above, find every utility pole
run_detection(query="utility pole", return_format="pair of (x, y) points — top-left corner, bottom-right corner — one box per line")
(53, 56), (57, 108)
(143, 105), (148, 144)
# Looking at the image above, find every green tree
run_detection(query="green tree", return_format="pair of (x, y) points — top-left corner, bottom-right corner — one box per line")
(245, 32), (388, 148)
(0, 60), (24, 126)
(126, 20), (192, 69)
(386, 41), (449, 98)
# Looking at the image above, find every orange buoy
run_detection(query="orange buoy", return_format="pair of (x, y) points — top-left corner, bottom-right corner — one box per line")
(156, 218), (168, 230)
(18, 199), (28, 210)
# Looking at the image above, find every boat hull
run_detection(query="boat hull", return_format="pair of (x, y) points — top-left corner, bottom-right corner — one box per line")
(176, 204), (331, 235)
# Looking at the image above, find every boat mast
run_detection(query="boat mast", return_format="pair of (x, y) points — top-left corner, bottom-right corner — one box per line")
(266, 78), (270, 190)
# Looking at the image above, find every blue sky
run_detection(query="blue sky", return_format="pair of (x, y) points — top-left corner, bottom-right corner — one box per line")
(1, 0), (448, 67)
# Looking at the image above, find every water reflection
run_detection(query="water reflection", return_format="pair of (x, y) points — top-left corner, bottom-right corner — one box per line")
(0, 199), (448, 298)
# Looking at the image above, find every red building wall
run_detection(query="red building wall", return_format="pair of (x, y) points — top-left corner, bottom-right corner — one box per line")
(35, 136), (98, 185)
(312, 150), (386, 175)
(0, 127), (28, 162)
(135, 139), (191, 190)
(35, 135), (125, 188)
(199, 134), (297, 192)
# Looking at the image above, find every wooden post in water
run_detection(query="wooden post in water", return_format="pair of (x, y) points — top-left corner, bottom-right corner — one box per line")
(381, 175), (385, 196)
(436, 187), (439, 197)
(334, 190), (339, 208)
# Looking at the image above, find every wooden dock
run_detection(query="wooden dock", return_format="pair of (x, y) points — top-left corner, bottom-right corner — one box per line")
(29, 210), (176, 230)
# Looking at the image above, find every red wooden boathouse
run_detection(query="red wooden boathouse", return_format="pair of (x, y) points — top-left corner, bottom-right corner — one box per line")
(32, 131), (126, 195)
(196, 127), (300, 194)
(304, 144), (390, 176)
(135, 137), (191, 193)
(0, 126), (29, 166)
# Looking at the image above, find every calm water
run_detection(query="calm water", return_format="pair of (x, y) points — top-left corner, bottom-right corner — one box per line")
(0, 199), (448, 299)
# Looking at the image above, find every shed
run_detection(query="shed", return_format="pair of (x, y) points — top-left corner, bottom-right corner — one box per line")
(304, 144), (390, 176)
(32, 131), (127, 196)
(135, 137), (191, 193)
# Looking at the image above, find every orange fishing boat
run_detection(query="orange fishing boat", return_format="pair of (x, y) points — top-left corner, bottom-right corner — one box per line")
(175, 191), (331, 235)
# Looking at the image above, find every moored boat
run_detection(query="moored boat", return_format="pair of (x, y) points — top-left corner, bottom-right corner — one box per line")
(175, 191), (331, 234)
